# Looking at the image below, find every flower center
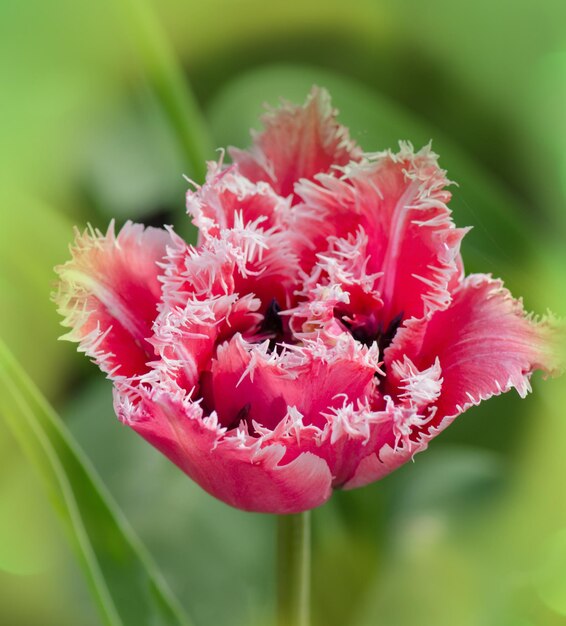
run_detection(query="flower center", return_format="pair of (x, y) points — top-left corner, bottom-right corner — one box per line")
(339, 310), (404, 355)
(226, 402), (253, 431)
(258, 297), (297, 353)
(259, 298), (284, 344)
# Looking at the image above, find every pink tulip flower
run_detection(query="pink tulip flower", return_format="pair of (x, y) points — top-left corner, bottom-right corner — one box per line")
(54, 88), (562, 513)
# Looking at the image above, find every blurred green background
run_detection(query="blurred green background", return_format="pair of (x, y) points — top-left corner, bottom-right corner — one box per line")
(1, 0), (566, 625)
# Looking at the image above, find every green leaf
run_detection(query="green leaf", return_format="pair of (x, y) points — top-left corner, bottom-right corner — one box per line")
(63, 377), (275, 626)
(0, 338), (191, 626)
(115, 0), (214, 182)
(207, 65), (538, 284)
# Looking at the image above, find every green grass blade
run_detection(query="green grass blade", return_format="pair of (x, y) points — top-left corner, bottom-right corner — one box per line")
(116, 0), (214, 182)
(0, 337), (192, 626)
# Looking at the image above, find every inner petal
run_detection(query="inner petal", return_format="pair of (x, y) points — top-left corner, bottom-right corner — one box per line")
(202, 334), (378, 433)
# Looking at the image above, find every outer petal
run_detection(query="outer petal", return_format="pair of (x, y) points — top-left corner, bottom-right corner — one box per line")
(386, 273), (564, 425)
(264, 399), (396, 488)
(114, 383), (332, 513)
(296, 143), (468, 322)
(229, 86), (361, 199)
(342, 437), (429, 490)
(53, 221), (170, 378)
(340, 387), (443, 489)
(344, 275), (563, 490)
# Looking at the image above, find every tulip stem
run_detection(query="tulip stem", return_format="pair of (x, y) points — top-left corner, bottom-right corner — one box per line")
(277, 512), (311, 626)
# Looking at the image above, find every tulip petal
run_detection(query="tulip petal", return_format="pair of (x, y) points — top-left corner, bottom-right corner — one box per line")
(264, 399), (395, 487)
(345, 274), (564, 490)
(386, 273), (564, 426)
(187, 161), (293, 239)
(342, 439), (429, 490)
(161, 207), (300, 311)
(288, 228), (385, 341)
(54, 221), (170, 379)
(206, 334), (378, 431)
(230, 86), (361, 198)
(296, 143), (468, 323)
(152, 293), (262, 393)
(340, 389), (443, 490)
(114, 383), (332, 513)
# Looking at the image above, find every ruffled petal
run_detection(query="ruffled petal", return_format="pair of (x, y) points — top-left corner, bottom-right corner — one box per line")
(205, 333), (379, 431)
(296, 143), (468, 323)
(288, 228), (384, 341)
(161, 208), (300, 312)
(385, 273), (564, 427)
(344, 275), (565, 491)
(266, 399), (395, 487)
(341, 384), (449, 490)
(187, 160), (292, 240)
(53, 221), (170, 379)
(151, 293), (262, 393)
(229, 86), (361, 199)
(342, 438), (429, 490)
(114, 382), (332, 513)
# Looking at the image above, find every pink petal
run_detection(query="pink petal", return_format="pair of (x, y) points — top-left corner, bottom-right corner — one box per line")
(206, 334), (378, 431)
(342, 438), (429, 490)
(385, 273), (564, 426)
(114, 383), (332, 513)
(187, 161), (292, 240)
(288, 228), (384, 340)
(344, 274), (564, 490)
(296, 143), (469, 323)
(269, 399), (396, 487)
(341, 392), (446, 490)
(151, 293), (262, 393)
(54, 221), (170, 378)
(341, 374), (454, 490)
(161, 209), (301, 312)
(230, 86), (361, 199)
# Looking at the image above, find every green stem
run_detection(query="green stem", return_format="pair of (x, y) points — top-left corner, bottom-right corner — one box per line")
(118, 0), (215, 181)
(277, 512), (311, 626)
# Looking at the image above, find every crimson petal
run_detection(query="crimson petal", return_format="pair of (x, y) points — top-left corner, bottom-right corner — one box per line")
(54, 221), (170, 379)
(230, 86), (361, 199)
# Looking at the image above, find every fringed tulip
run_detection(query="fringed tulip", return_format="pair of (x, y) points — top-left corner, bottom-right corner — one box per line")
(54, 88), (563, 513)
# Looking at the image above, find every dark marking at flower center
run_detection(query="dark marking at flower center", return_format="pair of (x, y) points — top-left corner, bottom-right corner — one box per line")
(377, 311), (404, 355)
(260, 298), (283, 336)
(259, 298), (285, 353)
(227, 402), (252, 431)
(342, 311), (404, 355)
